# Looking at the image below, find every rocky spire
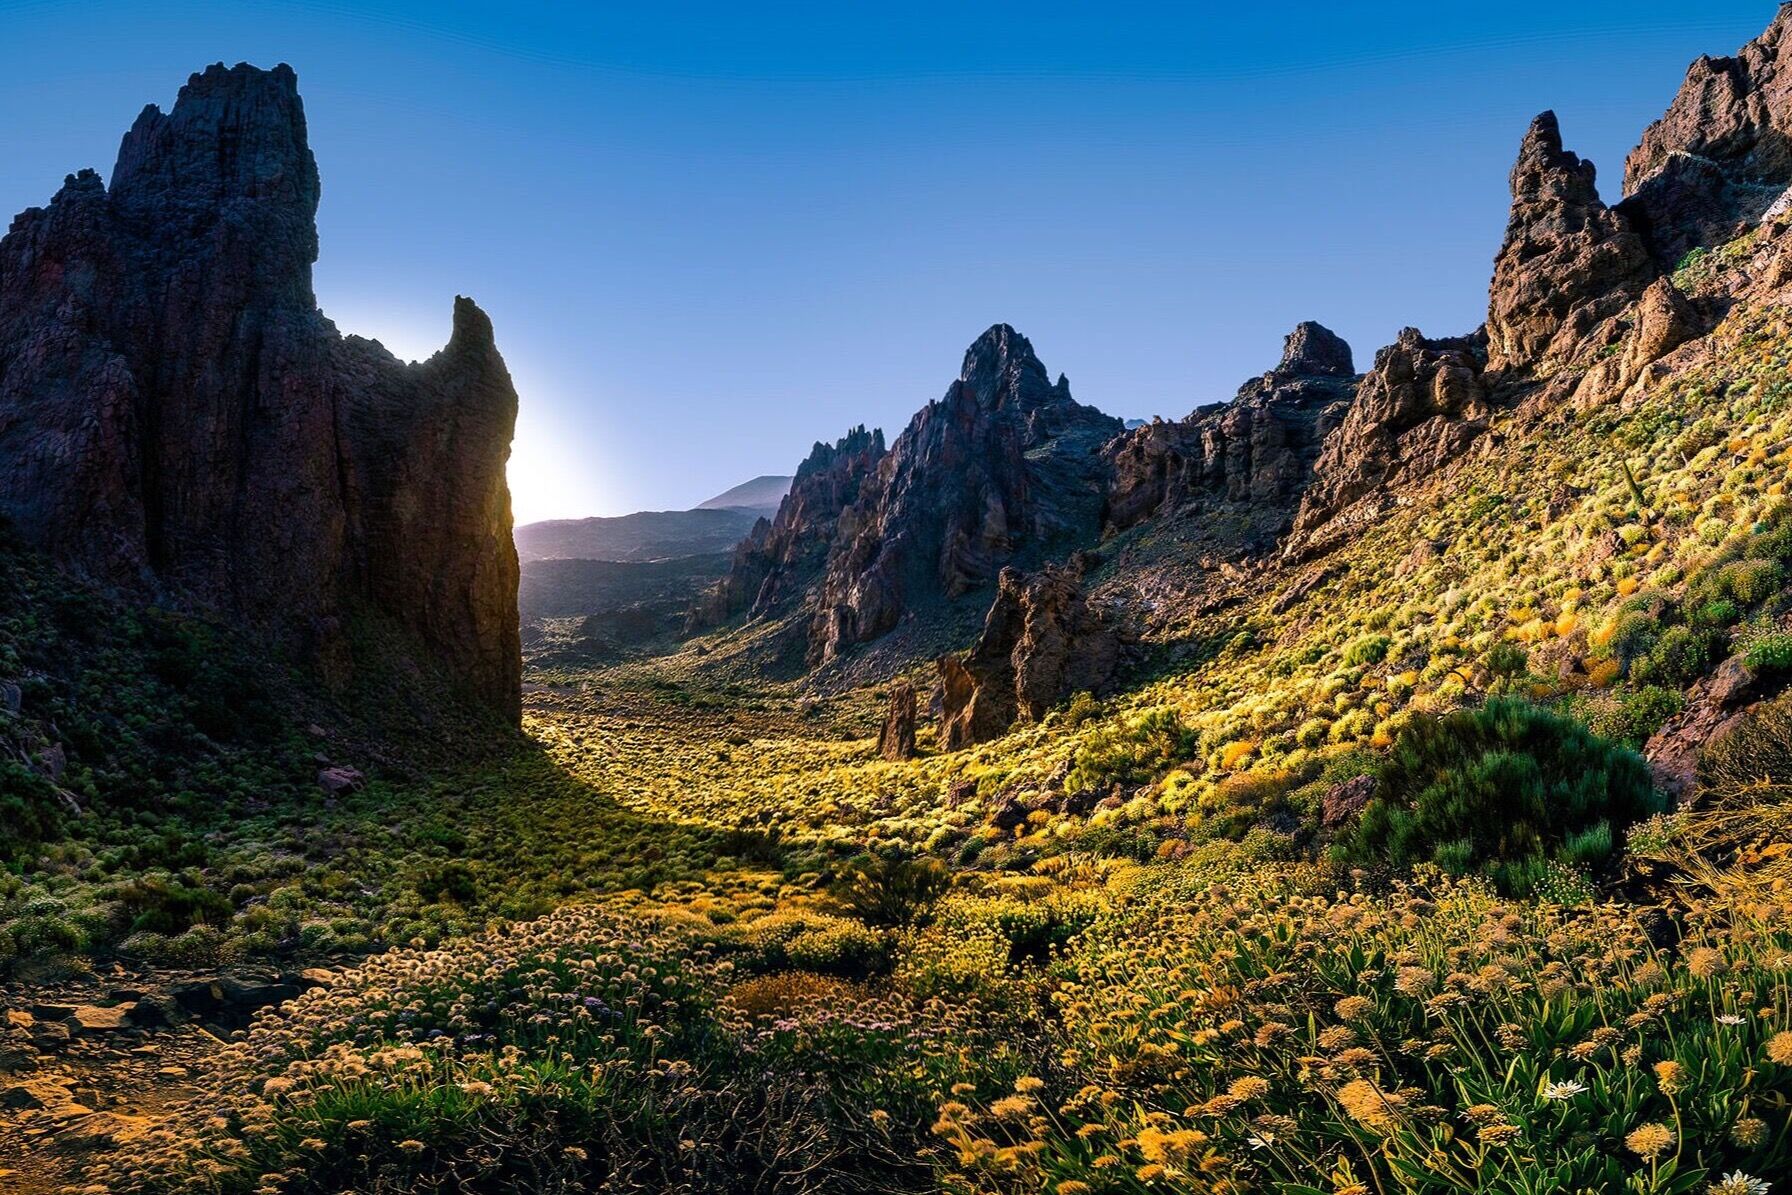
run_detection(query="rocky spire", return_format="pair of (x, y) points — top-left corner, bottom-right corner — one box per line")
(1487, 112), (1656, 376)
(0, 64), (522, 721)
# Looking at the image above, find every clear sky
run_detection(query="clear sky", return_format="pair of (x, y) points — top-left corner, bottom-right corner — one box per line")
(0, 2), (1778, 520)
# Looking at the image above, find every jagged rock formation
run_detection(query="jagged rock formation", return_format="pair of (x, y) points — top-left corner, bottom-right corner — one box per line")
(688, 426), (885, 629)
(0, 63), (521, 720)
(937, 564), (1125, 749)
(1290, 328), (1490, 551)
(809, 326), (1121, 666)
(1102, 321), (1357, 534)
(1488, 112), (1658, 377)
(878, 679), (918, 761)
(1623, 7), (1792, 267)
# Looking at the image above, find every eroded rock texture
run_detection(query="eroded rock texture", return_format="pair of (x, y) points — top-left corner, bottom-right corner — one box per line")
(809, 325), (1121, 666)
(1291, 328), (1490, 550)
(937, 564), (1125, 750)
(1102, 321), (1357, 534)
(688, 426), (885, 630)
(1623, 8), (1792, 266)
(1488, 112), (1657, 377)
(0, 64), (520, 719)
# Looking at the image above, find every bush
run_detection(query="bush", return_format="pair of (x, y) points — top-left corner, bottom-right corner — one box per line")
(1701, 694), (1792, 795)
(1333, 698), (1663, 894)
(830, 854), (950, 927)
(1633, 624), (1722, 687)
(1745, 631), (1792, 674)
(1343, 635), (1392, 667)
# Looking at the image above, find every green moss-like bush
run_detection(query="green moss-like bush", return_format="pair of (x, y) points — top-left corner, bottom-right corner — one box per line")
(1333, 698), (1663, 894)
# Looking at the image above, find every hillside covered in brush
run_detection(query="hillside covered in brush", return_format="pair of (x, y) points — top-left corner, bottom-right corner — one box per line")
(13, 11), (1792, 1195)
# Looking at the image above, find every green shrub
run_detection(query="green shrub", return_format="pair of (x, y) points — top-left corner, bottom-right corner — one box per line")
(1633, 624), (1722, 687)
(831, 854), (950, 928)
(1343, 634), (1392, 668)
(1333, 698), (1663, 894)
(1745, 631), (1792, 674)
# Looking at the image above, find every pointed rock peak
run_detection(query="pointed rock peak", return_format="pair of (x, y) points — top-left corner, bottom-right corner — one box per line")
(1278, 321), (1354, 377)
(1510, 110), (1601, 205)
(796, 425), (884, 480)
(111, 60), (317, 221)
(957, 323), (1056, 410)
(961, 322), (1041, 373)
(449, 295), (495, 351)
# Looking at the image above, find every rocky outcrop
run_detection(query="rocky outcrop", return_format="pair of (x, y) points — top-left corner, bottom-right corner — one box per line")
(937, 564), (1125, 750)
(809, 326), (1121, 666)
(688, 426), (884, 630)
(1290, 328), (1489, 550)
(1488, 112), (1657, 377)
(0, 64), (520, 719)
(1570, 275), (1700, 408)
(1622, 8), (1792, 266)
(1102, 321), (1356, 534)
(878, 679), (918, 760)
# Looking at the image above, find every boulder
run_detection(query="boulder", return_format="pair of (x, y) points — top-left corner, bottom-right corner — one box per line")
(316, 766), (365, 796)
(1321, 774), (1378, 829)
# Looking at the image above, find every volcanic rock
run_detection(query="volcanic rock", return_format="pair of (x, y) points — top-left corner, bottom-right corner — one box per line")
(878, 679), (918, 761)
(1487, 112), (1657, 377)
(809, 326), (1122, 666)
(688, 426), (885, 630)
(1622, 8), (1792, 266)
(1102, 321), (1357, 533)
(0, 63), (521, 720)
(1290, 328), (1490, 551)
(938, 564), (1126, 750)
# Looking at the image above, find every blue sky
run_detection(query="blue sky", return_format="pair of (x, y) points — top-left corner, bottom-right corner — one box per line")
(0, 2), (1777, 520)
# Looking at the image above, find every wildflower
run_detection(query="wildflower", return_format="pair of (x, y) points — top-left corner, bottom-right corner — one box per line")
(1057, 1184), (1093, 1195)
(1687, 947), (1727, 979)
(1541, 1079), (1587, 1101)
(1394, 967), (1435, 997)
(396, 1140), (426, 1155)
(990, 1095), (1035, 1119)
(1337, 1078), (1404, 1133)
(1654, 1060), (1685, 1094)
(1767, 1031), (1792, 1065)
(1625, 1122), (1675, 1160)
(1709, 1174), (1771, 1195)
(1477, 1123), (1522, 1146)
(1228, 1076), (1271, 1101)
(562, 1146), (587, 1162)
(1333, 995), (1373, 1021)
(1732, 1117), (1769, 1148)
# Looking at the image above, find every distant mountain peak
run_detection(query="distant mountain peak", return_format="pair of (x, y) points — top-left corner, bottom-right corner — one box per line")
(697, 474), (792, 512)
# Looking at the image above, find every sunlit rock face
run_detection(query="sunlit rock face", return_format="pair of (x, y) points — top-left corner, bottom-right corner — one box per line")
(0, 63), (521, 719)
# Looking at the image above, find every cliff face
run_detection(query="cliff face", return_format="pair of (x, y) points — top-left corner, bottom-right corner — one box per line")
(1623, 7), (1792, 267)
(808, 325), (1122, 666)
(688, 425), (885, 630)
(0, 63), (521, 720)
(1102, 321), (1357, 535)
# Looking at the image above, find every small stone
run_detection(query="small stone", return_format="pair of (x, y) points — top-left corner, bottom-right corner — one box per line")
(66, 1004), (135, 1033)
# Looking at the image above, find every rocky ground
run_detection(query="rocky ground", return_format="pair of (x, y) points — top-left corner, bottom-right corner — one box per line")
(1, 964), (338, 1192)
